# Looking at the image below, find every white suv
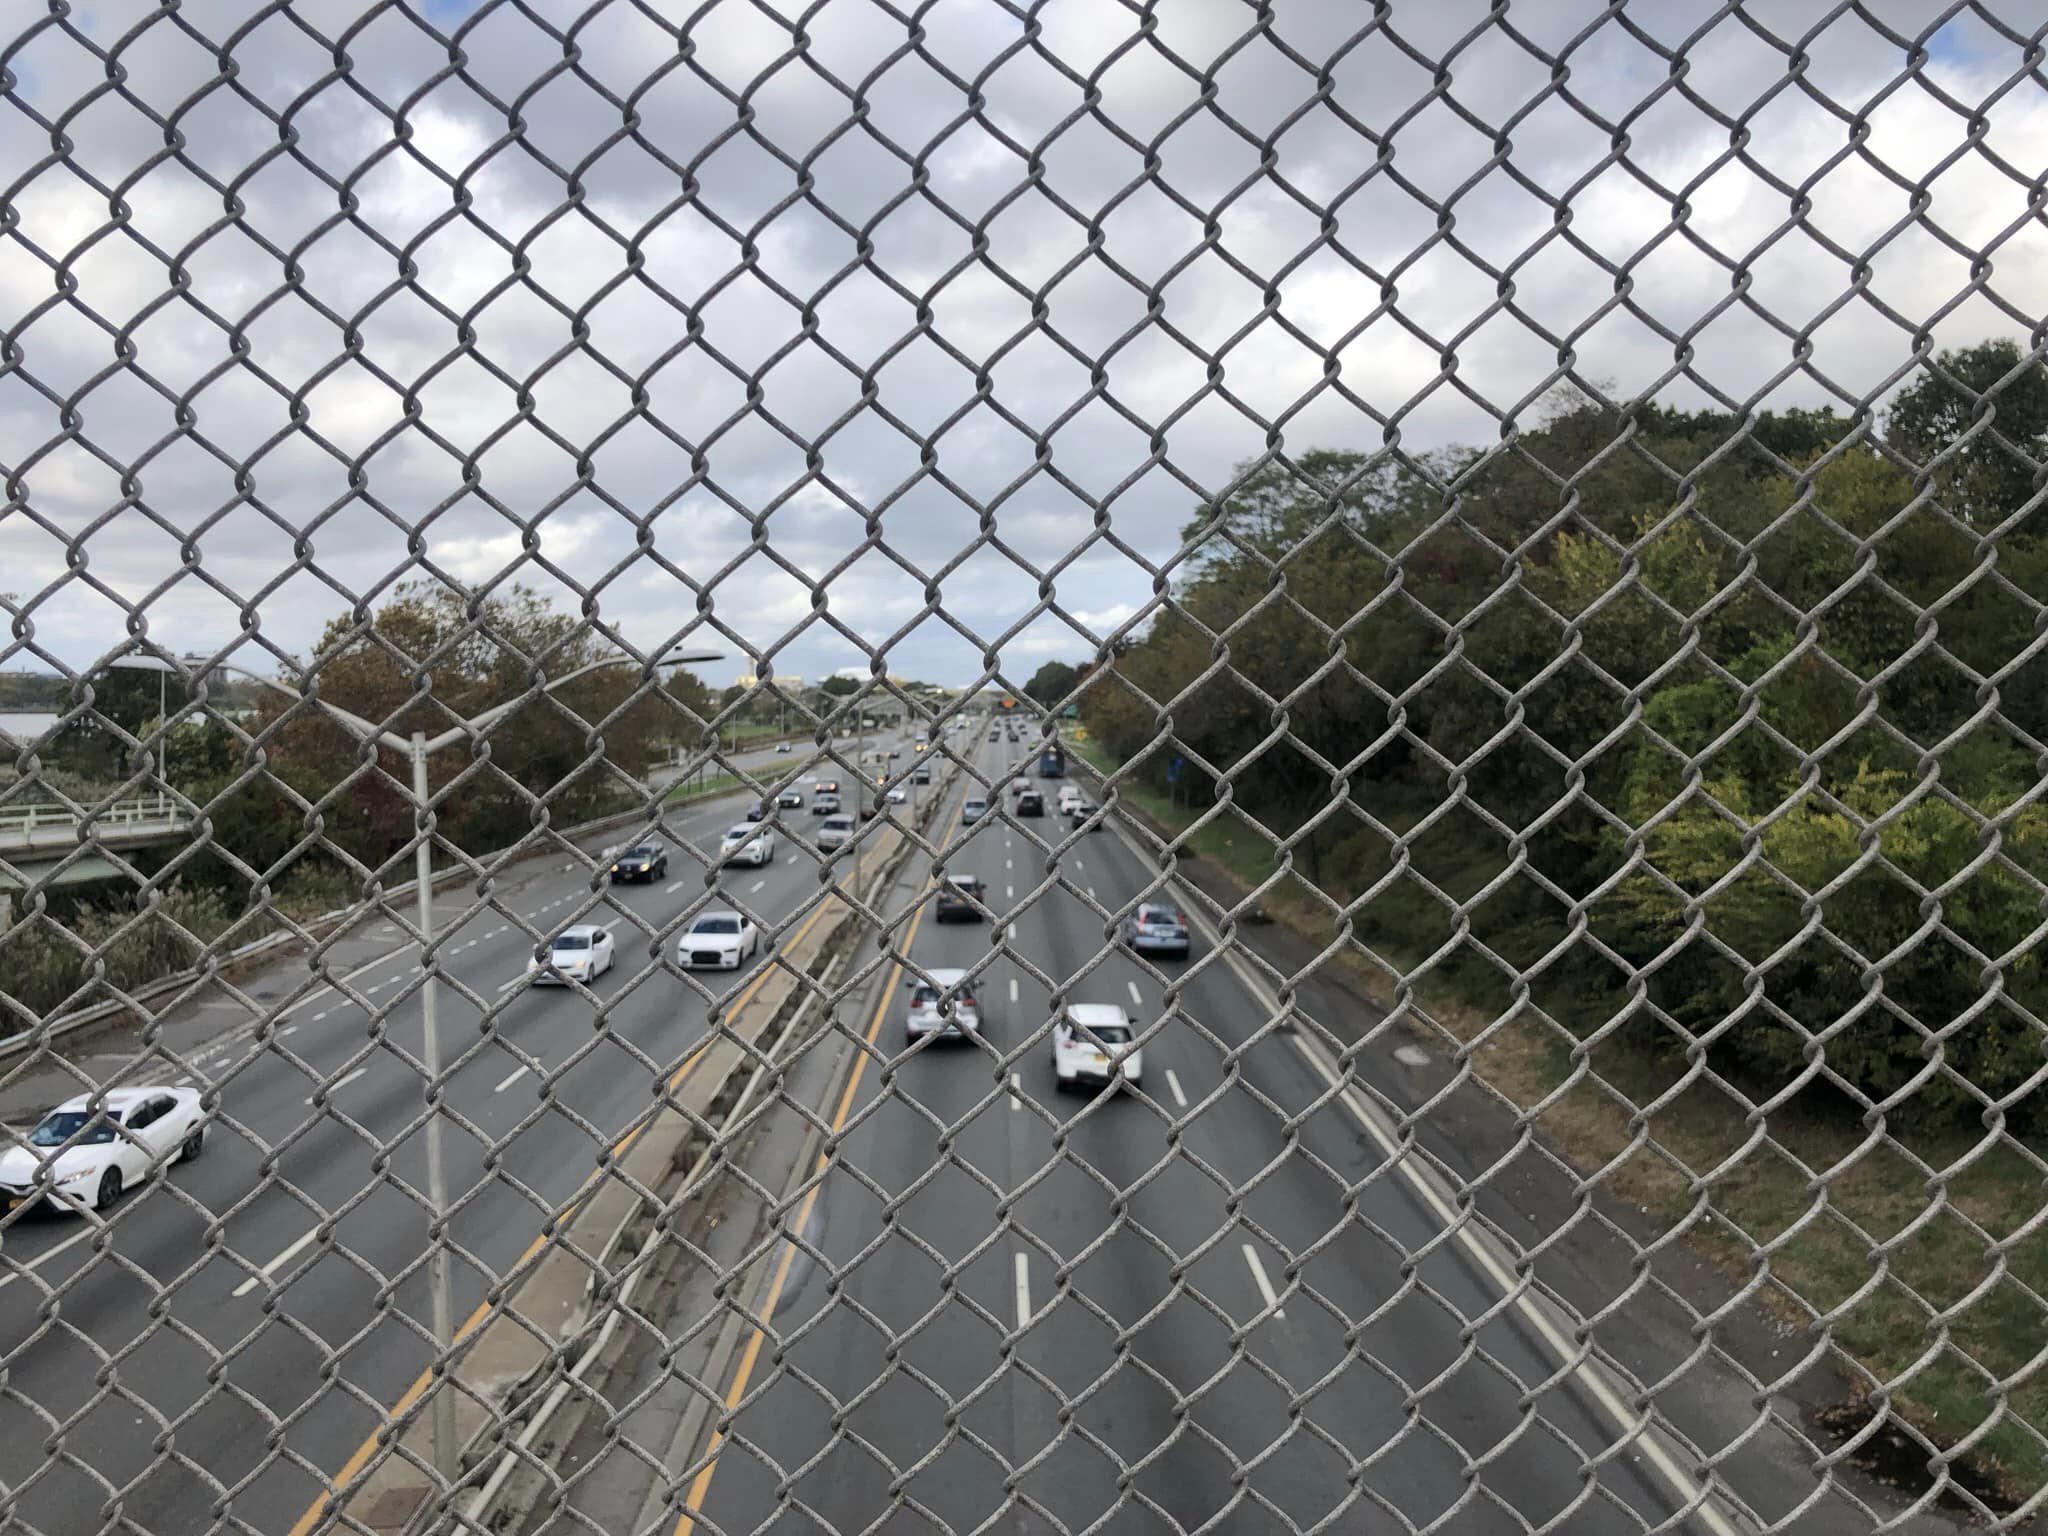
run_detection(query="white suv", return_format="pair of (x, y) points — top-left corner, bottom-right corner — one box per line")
(720, 824), (775, 866)
(904, 968), (981, 1044)
(1051, 1004), (1142, 1093)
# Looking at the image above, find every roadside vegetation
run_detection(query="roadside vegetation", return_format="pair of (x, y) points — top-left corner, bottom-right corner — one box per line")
(1076, 339), (2048, 1504)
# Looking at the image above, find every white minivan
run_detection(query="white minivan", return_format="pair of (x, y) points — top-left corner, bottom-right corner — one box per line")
(818, 813), (856, 850)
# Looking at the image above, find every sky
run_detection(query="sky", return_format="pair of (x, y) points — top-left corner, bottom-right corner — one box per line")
(3, 0), (2044, 693)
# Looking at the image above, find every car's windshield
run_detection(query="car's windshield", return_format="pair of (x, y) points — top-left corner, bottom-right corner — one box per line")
(32, 1109), (120, 1146)
(912, 986), (974, 1008)
(1139, 907), (1179, 926)
(626, 845), (657, 858)
(726, 827), (754, 840)
(693, 917), (740, 935)
(553, 934), (592, 951)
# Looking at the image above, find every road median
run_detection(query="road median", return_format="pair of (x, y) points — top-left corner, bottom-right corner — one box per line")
(303, 763), (959, 1536)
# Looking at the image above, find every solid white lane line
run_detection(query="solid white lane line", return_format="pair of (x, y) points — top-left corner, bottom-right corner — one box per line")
(231, 1227), (322, 1298)
(494, 1064), (531, 1094)
(1010, 1072), (1021, 1110)
(1009, 978), (1019, 1004)
(0, 1226), (102, 1293)
(1241, 1243), (1285, 1319)
(305, 1067), (367, 1104)
(1014, 1252), (1032, 1327)
(1126, 981), (1143, 1008)
(1166, 1069), (1188, 1109)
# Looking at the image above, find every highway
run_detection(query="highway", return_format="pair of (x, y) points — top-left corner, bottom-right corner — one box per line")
(670, 727), (1725, 1536)
(0, 724), (937, 1536)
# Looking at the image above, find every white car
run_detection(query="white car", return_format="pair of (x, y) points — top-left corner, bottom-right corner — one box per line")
(529, 925), (615, 985)
(1057, 786), (1083, 814)
(721, 824), (775, 866)
(0, 1087), (206, 1214)
(818, 813), (856, 850)
(678, 910), (760, 969)
(905, 967), (981, 1044)
(1052, 1004), (1143, 1093)
(886, 787), (907, 804)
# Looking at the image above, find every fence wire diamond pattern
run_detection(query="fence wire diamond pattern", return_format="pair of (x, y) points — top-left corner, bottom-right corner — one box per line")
(2, 1), (2046, 1534)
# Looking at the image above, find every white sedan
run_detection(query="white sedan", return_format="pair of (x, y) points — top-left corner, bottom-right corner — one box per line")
(1052, 1004), (1143, 1093)
(678, 910), (761, 969)
(0, 1087), (206, 1214)
(720, 824), (776, 866)
(528, 925), (615, 985)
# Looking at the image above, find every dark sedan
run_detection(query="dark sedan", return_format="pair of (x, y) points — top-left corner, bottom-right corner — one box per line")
(608, 841), (667, 883)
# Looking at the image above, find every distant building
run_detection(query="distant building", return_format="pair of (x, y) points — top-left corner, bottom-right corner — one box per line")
(734, 673), (802, 690)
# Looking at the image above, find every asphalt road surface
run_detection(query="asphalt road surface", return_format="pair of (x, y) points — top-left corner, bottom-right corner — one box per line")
(0, 723), (944, 1536)
(673, 725), (1708, 1535)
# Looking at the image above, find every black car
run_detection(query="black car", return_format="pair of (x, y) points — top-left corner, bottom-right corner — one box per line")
(777, 788), (804, 809)
(608, 841), (667, 883)
(913, 765), (931, 784)
(745, 800), (770, 822)
(1016, 789), (1044, 817)
(935, 875), (985, 922)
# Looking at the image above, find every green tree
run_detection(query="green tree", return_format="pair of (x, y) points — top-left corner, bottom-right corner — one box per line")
(1023, 660), (1079, 707)
(819, 675), (860, 697)
(1887, 338), (2048, 527)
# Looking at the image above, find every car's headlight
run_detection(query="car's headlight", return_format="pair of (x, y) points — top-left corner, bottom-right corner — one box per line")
(55, 1165), (99, 1185)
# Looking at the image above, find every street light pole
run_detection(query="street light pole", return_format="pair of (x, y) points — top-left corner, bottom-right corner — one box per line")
(108, 644), (720, 1483)
(411, 729), (459, 1477)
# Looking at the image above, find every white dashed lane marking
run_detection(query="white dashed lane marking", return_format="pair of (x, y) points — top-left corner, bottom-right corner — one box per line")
(305, 1067), (367, 1104)
(1126, 981), (1143, 1008)
(231, 1228), (322, 1299)
(1166, 1069), (1188, 1109)
(1242, 1244), (1285, 1320)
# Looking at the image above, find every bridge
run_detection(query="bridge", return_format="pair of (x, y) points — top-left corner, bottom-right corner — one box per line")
(0, 793), (194, 905)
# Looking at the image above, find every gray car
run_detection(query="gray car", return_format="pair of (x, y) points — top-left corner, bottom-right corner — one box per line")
(1121, 903), (1189, 958)
(962, 797), (988, 824)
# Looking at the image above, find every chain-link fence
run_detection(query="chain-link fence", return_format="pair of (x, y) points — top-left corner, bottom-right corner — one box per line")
(4, 1), (2047, 1533)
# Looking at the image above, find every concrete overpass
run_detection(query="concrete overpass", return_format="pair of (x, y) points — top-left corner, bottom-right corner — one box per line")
(0, 793), (194, 908)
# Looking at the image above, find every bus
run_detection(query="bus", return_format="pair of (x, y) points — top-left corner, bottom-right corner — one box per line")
(1038, 740), (1066, 779)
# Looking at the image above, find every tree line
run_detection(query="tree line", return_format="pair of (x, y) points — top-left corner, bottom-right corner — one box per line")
(1079, 338), (2048, 1127)
(0, 583), (724, 1021)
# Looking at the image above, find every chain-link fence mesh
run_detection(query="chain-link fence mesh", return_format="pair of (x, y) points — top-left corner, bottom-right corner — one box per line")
(4, 0), (2047, 1532)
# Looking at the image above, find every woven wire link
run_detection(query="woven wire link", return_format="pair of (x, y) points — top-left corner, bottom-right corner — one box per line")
(2, 0), (2045, 1532)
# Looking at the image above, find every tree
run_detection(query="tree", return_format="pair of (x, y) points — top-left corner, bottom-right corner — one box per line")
(1887, 338), (2048, 528)
(1023, 660), (1078, 707)
(819, 675), (860, 697)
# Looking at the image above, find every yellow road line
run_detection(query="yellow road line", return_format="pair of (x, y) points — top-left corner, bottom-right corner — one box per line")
(674, 789), (966, 1533)
(287, 894), (840, 1536)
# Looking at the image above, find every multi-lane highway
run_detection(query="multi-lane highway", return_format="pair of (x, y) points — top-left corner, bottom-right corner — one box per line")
(2, 718), (1892, 1536)
(0, 724), (938, 1536)
(635, 725), (1889, 1536)
(663, 724), (1689, 1534)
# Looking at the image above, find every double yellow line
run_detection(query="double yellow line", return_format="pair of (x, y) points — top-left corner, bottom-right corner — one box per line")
(672, 786), (969, 1533)
(286, 892), (841, 1536)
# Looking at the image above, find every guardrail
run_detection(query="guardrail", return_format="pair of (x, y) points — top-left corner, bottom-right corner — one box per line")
(0, 792), (185, 838)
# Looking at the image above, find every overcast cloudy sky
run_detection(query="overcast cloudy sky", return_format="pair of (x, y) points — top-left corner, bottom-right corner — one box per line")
(3, 0), (2042, 692)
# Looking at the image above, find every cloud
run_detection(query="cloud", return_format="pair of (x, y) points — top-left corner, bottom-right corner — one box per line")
(3, 0), (2043, 688)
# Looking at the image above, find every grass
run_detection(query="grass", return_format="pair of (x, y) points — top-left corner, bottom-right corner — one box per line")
(1078, 736), (2048, 1509)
